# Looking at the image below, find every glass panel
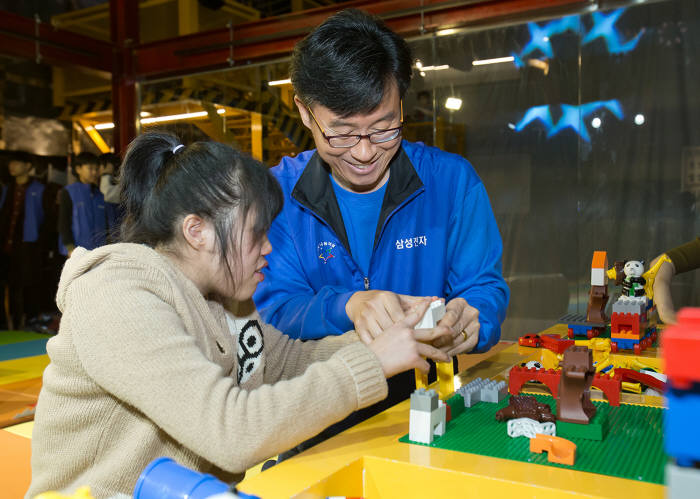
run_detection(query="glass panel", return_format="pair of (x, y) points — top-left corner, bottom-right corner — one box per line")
(406, 0), (700, 340)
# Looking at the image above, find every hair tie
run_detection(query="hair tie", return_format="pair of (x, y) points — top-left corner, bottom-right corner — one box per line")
(172, 144), (185, 154)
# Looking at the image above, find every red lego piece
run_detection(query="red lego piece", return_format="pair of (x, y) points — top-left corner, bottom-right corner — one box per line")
(518, 334), (541, 347)
(662, 307), (700, 389)
(591, 372), (622, 407)
(611, 311), (642, 337)
(508, 365), (622, 407)
(615, 368), (666, 392)
(508, 366), (561, 398)
(540, 334), (575, 354)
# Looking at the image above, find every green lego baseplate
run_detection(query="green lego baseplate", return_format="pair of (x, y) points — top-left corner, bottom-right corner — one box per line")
(400, 393), (666, 484)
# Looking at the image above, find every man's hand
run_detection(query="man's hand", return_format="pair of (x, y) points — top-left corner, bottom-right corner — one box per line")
(366, 298), (451, 377)
(431, 297), (480, 356)
(346, 290), (435, 344)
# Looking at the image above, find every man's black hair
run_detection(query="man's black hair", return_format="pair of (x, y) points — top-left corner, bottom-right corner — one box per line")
(290, 8), (412, 117)
(98, 153), (120, 167)
(72, 152), (98, 176)
(74, 152), (98, 166)
(4, 150), (34, 164)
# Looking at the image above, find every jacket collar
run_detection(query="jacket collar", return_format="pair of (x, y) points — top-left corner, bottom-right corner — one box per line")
(291, 146), (424, 253)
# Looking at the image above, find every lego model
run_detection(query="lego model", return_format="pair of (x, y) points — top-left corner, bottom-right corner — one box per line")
(508, 362), (622, 406)
(529, 434), (576, 466)
(587, 250), (609, 323)
(604, 258), (659, 355)
(456, 377), (507, 407)
(507, 418), (556, 439)
(414, 300), (454, 400)
(662, 308), (700, 497)
(409, 388), (447, 444)
(495, 395), (556, 423)
(556, 346), (596, 424)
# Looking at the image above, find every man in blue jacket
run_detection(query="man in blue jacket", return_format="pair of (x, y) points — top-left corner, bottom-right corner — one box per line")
(0, 151), (47, 329)
(253, 9), (509, 438)
(58, 152), (116, 257)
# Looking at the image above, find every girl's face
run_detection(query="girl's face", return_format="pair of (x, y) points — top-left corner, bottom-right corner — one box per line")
(212, 212), (272, 301)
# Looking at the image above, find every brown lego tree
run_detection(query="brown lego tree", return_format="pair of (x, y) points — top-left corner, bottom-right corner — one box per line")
(556, 346), (597, 424)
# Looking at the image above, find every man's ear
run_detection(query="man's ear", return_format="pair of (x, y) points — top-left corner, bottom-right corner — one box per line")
(294, 96), (313, 130)
(181, 214), (214, 252)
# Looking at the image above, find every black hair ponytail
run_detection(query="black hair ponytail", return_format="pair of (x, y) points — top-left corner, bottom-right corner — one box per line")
(119, 131), (283, 269)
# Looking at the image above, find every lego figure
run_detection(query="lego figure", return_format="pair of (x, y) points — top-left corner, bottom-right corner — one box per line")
(621, 260), (646, 298)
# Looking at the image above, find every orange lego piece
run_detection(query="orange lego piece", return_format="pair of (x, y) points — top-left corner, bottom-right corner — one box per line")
(591, 251), (607, 270)
(529, 434), (576, 465)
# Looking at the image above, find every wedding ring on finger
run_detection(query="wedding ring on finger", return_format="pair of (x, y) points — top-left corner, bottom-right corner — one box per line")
(461, 330), (468, 342)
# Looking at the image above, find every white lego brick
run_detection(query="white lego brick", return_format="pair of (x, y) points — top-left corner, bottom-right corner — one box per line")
(416, 300), (446, 329)
(409, 409), (434, 444)
(591, 268), (606, 286)
(434, 400), (447, 436)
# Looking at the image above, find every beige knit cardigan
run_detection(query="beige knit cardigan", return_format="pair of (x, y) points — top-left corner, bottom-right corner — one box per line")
(27, 243), (387, 498)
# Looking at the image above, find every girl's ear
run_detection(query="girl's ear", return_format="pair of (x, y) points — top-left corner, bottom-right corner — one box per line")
(181, 214), (215, 252)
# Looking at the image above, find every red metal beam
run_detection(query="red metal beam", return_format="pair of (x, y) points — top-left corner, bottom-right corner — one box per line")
(0, 10), (113, 72)
(111, 0), (139, 154)
(135, 0), (590, 80)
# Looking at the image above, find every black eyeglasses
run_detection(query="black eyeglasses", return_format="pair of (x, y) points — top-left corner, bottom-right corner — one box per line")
(306, 101), (404, 148)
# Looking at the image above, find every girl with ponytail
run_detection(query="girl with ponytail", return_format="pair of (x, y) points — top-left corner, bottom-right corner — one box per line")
(27, 132), (451, 498)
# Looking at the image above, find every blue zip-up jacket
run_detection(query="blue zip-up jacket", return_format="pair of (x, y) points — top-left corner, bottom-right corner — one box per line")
(0, 180), (45, 243)
(253, 141), (509, 353)
(58, 182), (114, 256)
(23, 181), (45, 242)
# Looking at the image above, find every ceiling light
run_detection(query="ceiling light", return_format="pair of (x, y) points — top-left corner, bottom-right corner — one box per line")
(591, 117), (602, 128)
(141, 109), (225, 124)
(92, 109), (226, 129)
(472, 56), (515, 66)
(634, 114), (645, 125)
(420, 65), (450, 71)
(445, 97), (462, 111)
(420, 71), (426, 77)
(437, 28), (456, 36)
(268, 78), (292, 86)
(415, 60), (423, 69)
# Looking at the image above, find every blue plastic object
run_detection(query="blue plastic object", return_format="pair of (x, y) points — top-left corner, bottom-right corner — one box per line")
(134, 457), (230, 499)
(665, 384), (700, 467)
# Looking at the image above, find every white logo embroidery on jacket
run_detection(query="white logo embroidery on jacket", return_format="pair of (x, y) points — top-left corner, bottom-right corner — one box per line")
(396, 235), (427, 250)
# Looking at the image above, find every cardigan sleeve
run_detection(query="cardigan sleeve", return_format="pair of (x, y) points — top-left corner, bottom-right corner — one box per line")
(66, 266), (387, 474)
(665, 237), (700, 274)
(256, 318), (365, 383)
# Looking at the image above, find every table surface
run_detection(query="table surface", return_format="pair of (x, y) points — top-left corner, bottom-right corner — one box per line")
(238, 324), (666, 499)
